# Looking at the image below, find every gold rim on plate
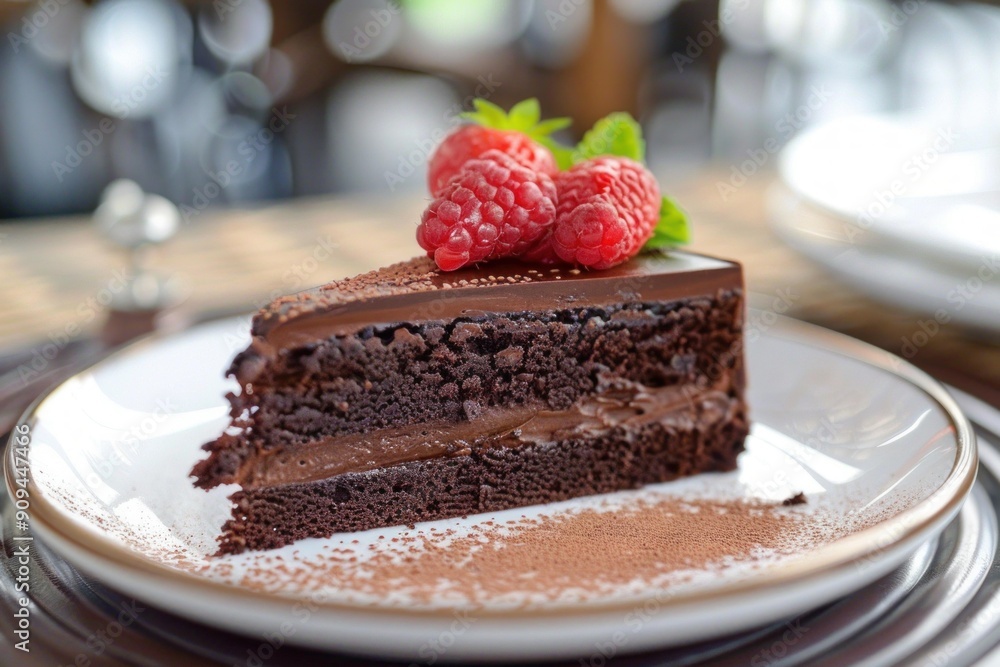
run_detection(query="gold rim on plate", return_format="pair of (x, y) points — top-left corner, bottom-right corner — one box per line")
(7, 314), (978, 619)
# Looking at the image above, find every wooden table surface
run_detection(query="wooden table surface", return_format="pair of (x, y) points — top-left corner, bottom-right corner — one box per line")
(2, 168), (998, 400)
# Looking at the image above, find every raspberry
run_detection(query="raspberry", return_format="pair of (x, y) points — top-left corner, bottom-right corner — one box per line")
(537, 157), (660, 269)
(417, 150), (558, 272)
(428, 126), (557, 197)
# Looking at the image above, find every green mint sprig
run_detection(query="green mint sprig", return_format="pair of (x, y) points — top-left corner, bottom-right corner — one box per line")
(645, 196), (691, 248)
(571, 112), (645, 164)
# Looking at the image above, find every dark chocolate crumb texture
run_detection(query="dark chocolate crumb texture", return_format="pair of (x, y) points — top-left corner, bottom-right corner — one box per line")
(193, 250), (749, 554)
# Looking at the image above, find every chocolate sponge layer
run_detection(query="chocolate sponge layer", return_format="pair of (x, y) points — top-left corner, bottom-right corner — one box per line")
(219, 403), (748, 554)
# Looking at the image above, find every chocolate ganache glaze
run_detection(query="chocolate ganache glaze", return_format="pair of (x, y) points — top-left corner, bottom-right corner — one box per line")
(232, 250), (742, 385)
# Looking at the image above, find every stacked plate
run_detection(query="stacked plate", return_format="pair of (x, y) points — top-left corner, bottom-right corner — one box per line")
(773, 114), (1000, 332)
(1, 314), (997, 665)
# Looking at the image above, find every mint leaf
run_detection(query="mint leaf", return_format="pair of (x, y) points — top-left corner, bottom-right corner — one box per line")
(572, 112), (644, 164)
(644, 197), (691, 250)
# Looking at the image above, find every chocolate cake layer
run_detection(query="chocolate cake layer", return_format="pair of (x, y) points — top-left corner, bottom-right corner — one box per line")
(221, 395), (748, 554)
(193, 250), (749, 554)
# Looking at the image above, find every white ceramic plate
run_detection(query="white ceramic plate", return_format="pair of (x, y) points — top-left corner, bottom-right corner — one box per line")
(11, 315), (976, 661)
(779, 114), (1000, 273)
(769, 184), (1000, 332)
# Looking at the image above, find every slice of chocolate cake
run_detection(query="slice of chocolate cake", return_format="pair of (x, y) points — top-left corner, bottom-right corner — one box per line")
(193, 250), (748, 554)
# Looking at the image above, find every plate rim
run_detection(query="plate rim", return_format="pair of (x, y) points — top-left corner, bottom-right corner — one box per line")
(9, 314), (978, 619)
(767, 184), (1000, 331)
(777, 115), (1000, 272)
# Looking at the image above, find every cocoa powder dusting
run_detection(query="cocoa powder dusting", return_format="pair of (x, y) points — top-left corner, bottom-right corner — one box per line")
(217, 496), (824, 606)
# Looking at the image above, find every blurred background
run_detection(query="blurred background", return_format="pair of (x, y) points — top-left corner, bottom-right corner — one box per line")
(1, 0), (997, 216)
(1, 0), (998, 402)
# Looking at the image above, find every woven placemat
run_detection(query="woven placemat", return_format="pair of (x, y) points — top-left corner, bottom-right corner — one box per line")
(1, 169), (997, 393)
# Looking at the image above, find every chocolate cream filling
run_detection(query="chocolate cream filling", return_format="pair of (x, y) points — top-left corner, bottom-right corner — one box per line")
(236, 381), (734, 490)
